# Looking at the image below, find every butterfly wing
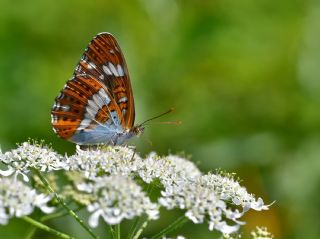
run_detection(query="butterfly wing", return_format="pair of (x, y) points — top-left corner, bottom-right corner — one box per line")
(51, 74), (125, 144)
(51, 33), (135, 145)
(74, 32), (135, 129)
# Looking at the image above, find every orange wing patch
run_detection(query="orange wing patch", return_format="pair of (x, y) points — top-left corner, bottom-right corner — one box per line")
(95, 105), (109, 123)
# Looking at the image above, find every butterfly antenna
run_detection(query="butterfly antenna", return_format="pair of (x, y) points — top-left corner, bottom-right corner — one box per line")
(143, 121), (182, 126)
(140, 108), (175, 126)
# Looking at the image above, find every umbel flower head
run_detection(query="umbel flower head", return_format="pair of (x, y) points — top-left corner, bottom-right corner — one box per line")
(78, 175), (159, 227)
(137, 152), (202, 186)
(67, 145), (141, 179)
(0, 176), (54, 225)
(0, 141), (65, 181)
(0, 141), (272, 236)
(67, 145), (271, 234)
(251, 226), (274, 239)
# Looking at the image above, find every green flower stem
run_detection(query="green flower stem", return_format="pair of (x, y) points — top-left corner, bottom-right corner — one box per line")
(126, 217), (140, 239)
(33, 169), (100, 239)
(132, 219), (149, 239)
(25, 226), (37, 239)
(115, 224), (121, 239)
(108, 225), (116, 239)
(40, 210), (72, 222)
(150, 215), (189, 239)
(127, 215), (149, 239)
(41, 206), (84, 222)
(22, 216), (73, 239)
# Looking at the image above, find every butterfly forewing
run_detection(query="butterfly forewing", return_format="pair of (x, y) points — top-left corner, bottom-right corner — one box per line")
(51, 33), (135, 144)
(74, 33), (135, 128)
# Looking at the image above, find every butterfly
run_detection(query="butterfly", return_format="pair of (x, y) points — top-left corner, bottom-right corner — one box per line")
(51, 32), (144, 145)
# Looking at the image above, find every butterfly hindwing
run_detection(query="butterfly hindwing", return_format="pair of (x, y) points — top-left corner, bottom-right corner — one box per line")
(51, 74), (124, 144)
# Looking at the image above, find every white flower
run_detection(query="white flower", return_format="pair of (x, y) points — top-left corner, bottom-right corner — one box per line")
(1, 141), (271, 235)
(0, 177), (54, 225)
(199, 173), (271, 211)
(251, 226), (274, 239)
(67, 145), (140, 179)
(65, 147), (270, 234)
(159, 178), (241, 234)
(159, 170), (271, 234)
(69, 147), (201, 185)
(221, 233), (242, 239)
(138, 153), (201, 186)
(79, 175), (159, 227)
(0, 142), (66, 181)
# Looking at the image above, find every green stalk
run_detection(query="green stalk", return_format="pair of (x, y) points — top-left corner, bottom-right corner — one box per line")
(132, 220), (149, 239)
(25, 226), (37, 239)
(33, 169), (100, 239)
(115, 224), (121, 239)
(150, 215), (188, 239)
(41, 206), (84, 222)
(22, 216), (73, 239)
(126, 217), (140, 239)
(127, 215), (149, 239)
(108, 225), (116, 239)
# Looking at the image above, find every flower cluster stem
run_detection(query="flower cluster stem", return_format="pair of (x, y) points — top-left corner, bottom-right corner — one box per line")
(33, 169), (100, 239)
(25, 226), (37, 239)
(22, 216), (73, 239)
(126, 217), (140, 239)
(115, 224), (121, 239)
(133, 219), (149, 239)
(40, 206), (84, 222)
(150, 215), (189, 239)
(108, 225), (116, 238)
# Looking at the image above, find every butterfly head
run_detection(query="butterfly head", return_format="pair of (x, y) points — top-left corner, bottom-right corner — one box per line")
(131, 125), (145, 137)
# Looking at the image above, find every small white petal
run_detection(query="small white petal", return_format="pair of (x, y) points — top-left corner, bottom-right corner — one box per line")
(21, 172), (30, 182)
(88, 210), (102, 228)
(40, 206), (55, 214)
(0, 168), (15, 176)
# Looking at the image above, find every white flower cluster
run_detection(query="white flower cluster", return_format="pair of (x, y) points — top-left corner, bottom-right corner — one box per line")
(68, 146), (202, 186)
(78, 175), (159, 227)
(67, 145), (140, 179)
(199, 173), (269, 211)
(0, 142), (65, 181)
(0, 141), (271, 235)
(251, 227), (274, 239)
(0, 176), (54, 225)
(68, 146), (270, 234)
(222, 233), (241, 239)
(159, 178), (243, 234)
(137, 152), (202, 186)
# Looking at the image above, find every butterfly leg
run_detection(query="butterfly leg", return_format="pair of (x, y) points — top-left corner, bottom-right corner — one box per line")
(105, 133), (116, 145)
(130, 147), (136, 161)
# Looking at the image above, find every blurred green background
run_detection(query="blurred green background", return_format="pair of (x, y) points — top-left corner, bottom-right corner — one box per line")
(1, 0), (320, 238)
